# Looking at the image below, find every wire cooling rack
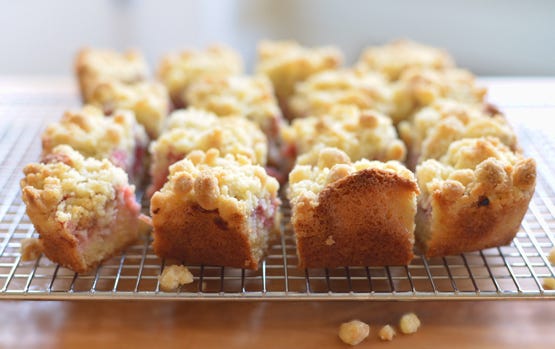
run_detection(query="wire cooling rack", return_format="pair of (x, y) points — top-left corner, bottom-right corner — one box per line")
(0, 78), (554, 300)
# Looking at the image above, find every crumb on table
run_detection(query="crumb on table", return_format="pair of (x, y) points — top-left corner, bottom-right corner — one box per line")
(20, 238), (43, 261)
(548, 247), (555, 265)
(338, 319), (370, 346)
(378, 324), (396, 341)
(159, 265), (194, 291)
(399, 313), (421, 334)
(543, 278), (555, 290)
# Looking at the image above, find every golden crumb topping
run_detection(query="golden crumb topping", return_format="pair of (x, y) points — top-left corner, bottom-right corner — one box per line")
(255, 40), (343, 103)
(21, 145), (134, 231)
(378, 325), (396, 341)
(41, 105), (147, 168)
(288, 147), (415, 206)
(282, 105), (406, 162)
(416, 137), (536, 202)
(392, 68), (487, 123)
(150, 109), (268, 182)
(399, 100), (517, 161)
(544, 278), (555, 290)
(89, 80), (169, 139)
(357, 39), (454, 81)
(158, 44), (243, 104)
(75, 48), (149, 101)
(20, 238), (43, 261)
(159, 265), (194, 291)
(288, 69), (393, 119)
(338, 320), (370, 346)
(162, 149), (279, 222)
(186, 75), (283, 135)
(549, 248), (555, 265)
(399, 313), (421, 334)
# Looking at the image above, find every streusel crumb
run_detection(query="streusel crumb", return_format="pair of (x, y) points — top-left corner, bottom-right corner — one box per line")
(282, 105), (406, 162)
(288, 147), (414, 208)
(75, 48), (149, 101)
(378, 324), (396, 341)
(158, 44), (243, 107)
(288, 69), (392, 119)
(20, 238), (43, 261)
(185, 75), (283, 136)
(338, 320), (370, 346)
(399, 313), (421, 334)
(356, 39), (454, 81)
(163, 149), (279, 222)
(543, 278), (555, 290)
(159, 265), (194, 291)
(548, 248), (555, 265)
(41, 105), (147, 174)
(89, 80), (169, 139)
(256, 40), (342, 113)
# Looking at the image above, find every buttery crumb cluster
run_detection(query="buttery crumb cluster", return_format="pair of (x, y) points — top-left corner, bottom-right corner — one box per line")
(158, 44), (243, 107)
(288, 147), (414, 207)
(162, 149), (279, 222)
(255, 40), (343, 117)
(288, 69), (393, 119)
(22, 145), (132, 231)
(88, 80), (170, 139)
(186, 75), (283, 137)
(338, 313), (420, 346)
(148, 108), (268, 195)
(282, 105), (406, 163)
(75, 48), (149, 102)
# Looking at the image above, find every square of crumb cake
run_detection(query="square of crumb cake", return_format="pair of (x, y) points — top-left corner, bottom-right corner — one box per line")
(185, 75), (284, 168)
(20, 145), (141, 273)
(355, 39), (455, 81)
(150, 149), (280, 270)
(255, 40), (343, 119)
(288, 69), (393, 120)
(416, 137), (536, 257)
(281, 105), (406, 170)
(147, 108), (268, 196)
(398, 100), (518, 168)
(391, 68), (487, 123)
(88, 80), (170, 139)
(185, 75), (284, 140)
(157, 44), (243, 108)
(41, 105), (148, 182)
(75, 48), (149, 102)
(288, 147), (418, 268)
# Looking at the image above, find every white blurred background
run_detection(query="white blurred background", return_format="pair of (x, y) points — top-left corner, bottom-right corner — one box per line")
(0, 0), (554, 75)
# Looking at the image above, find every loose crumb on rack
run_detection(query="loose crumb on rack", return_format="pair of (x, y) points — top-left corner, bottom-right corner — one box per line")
(159, 265), (194, 291)
(399, 313), (421, 334)
(338, 320), (370, 346)
(378, 324), (396, 341)
(20, 238), (43, 261)
(543, 278), (555, 290)
(548, 247), (555, 265)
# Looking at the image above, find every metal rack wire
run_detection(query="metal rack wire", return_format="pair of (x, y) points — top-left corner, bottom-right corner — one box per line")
(0, 82), (554, 300)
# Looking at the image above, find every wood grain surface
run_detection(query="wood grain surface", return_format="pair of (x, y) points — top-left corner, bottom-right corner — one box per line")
(0, 300), (554, 348)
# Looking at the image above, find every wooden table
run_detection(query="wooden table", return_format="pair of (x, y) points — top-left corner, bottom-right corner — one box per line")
(1, 77), (554, 348)
(0, 300), (553, 348)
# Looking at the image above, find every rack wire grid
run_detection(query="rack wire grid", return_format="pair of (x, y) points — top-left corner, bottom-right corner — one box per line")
(0, 78), (554, 301)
